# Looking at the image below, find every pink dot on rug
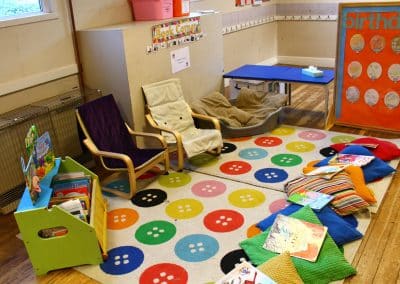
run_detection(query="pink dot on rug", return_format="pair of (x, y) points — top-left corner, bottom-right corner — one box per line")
(298, 130), (327, 141)
(269, 198), (290, 213)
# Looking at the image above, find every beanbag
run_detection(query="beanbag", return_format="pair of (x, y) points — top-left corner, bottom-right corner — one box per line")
(315, 145), (396, 183)
(257, 252), (304, 284)
(330, 137), (400, 161)
(240, 206), (357, 284)
(256, 204), (362, 246)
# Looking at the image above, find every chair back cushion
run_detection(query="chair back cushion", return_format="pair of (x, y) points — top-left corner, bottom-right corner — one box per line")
(77, 95), (137, 166)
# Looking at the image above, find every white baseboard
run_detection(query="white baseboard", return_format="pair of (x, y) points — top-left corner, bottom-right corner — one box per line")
(0, 64), (78, 96)
(277, 56), (335, 68)
(257, 57), (279, 66)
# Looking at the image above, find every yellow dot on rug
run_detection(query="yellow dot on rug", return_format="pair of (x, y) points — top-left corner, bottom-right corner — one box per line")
(166, 198), (204, 219)
(286, 141), (316, 152)
(271, 126), (296, 136)
(228, 189), (266, 208)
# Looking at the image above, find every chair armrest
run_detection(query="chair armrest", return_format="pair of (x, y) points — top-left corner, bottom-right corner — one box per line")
(191, 112), (221, 131)
(145, 114), (183, 145)
(125, 123), (168, 148)
(83, 139), (135, 172)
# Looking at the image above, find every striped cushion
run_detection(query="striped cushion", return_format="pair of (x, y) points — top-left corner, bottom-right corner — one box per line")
(285, 172), (369, 215)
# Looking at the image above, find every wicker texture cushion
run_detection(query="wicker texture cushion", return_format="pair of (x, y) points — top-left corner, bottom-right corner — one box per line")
(257, 252), (304, 284)
(240, 206), (357, 284)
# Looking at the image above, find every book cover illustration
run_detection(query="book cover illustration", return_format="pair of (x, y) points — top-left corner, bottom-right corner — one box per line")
(304, 164), (348, 179)
(263, 214), (327, 262)
(287, 189), (334, 211)
(34, 131), (55, 178)
(329, 153), (375, 167)
(216, 261), (276, 284)
(21, 155), (41, 204)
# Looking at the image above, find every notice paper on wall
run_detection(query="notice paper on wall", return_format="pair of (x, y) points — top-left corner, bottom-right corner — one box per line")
(170, 46), (190, 74)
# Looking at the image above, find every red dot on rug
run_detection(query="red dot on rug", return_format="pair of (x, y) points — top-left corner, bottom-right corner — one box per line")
(220, 161), (252, 175)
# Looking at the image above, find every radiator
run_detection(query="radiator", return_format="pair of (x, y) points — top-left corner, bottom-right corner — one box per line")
(0, 90), (83, 214)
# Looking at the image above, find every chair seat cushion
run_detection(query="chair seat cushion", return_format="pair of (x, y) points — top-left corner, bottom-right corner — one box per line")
(181, 128), (222, 158)
(104, 148), (165, 169)
(240, 206), (357, 284)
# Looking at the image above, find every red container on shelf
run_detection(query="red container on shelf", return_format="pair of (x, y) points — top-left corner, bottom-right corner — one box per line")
(173, 0), (190, 17)
(131, 0), (173, 21)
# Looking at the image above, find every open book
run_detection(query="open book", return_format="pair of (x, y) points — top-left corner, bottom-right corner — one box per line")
(287, 189), (334, 211)
(263, 214), (327, 262)
(329, 153), (375, 167)
(304, 164), (348, 179)
(216, 261), (276, 284)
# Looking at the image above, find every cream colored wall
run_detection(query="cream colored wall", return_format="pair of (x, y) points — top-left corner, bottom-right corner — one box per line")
(0, 0), (78, 114)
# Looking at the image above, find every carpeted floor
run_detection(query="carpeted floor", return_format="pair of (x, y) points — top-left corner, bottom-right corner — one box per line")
(74, 125), (398, 283)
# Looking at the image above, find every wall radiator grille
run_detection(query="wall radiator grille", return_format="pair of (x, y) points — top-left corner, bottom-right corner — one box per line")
(0, 90), (83, 214)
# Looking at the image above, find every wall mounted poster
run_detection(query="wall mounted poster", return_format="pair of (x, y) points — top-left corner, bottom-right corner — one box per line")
(335, 2), (400, 133)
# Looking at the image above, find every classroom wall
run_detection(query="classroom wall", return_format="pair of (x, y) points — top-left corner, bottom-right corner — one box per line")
(0, 0), (79, 114)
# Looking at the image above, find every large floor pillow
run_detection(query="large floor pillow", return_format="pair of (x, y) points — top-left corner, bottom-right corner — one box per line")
(315, 145), (396, 183)
(256, 204), (362, 246)
(330, 137), (400, 161)
(285, 172), (370, 215)
(240, 206), (357, 284)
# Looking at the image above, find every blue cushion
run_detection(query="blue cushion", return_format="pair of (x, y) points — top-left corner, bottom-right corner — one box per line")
(315, 145), (395, 183)
(256, 204), (362, 246)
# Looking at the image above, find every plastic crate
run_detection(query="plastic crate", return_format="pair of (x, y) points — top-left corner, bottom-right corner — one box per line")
(131, 0), (173, 20)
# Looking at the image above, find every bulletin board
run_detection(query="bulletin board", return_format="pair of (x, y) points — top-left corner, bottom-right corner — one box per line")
(334, 2), (400, 133)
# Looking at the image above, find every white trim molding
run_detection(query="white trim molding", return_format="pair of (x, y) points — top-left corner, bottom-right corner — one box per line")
(0, 64), (78, 96)
(277, 56), (335, 68)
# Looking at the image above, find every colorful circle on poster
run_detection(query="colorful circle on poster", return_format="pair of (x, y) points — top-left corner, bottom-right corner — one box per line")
(271, 126), (296, 136)
(298, 130), (327, 141)
(100, 246), (144, 275)
(135, 220), (176, 245)
(384, 91), (400, 109)
(158, 172), (191, 188)
(191, 180), (227, 197)
(174, 234), (219, 262)
(346, 86), (360, 103)
(203, 209), (244, 233)
(269, 198), (290, 213)
(286, 141), (315, 152)
(388, 64), (400, 82)
(221, 142), (237, 154)
(331, 135), (356, 144)
(370, 35), (385, 53)
(391, 36), (400, 53)
(247, 224), (262, 238)
(239, 148), (268, 160)
(107, 208), (139, 230)
(139, 263), (188, 284)
(254, 168), (289, 183)
(319, 146), (337, 157)
(367, 62), (382, 80)
(364, 89), (380, 107)
(347, 61), (362, 78)
(220, 249), (251, 274)
(165, 198), (203, 219)
(350, 33), (365, 52)
(271, 153), (302, 167)
(228, 188), (266, 208)
(188, 153), (218, 167)
(219, 161), (252, 175)
(254, 136), (283, 147)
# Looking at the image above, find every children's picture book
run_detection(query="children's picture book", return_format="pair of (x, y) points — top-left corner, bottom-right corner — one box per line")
(216, 261), (276, 284)
(21, 155), (41, 204)
(34, 131), (55, 178)
(51, 173), (92, 198)
(287, 189), (334, 211)
(263, 214), (328, 262)
(329, 153), (375, 167)
(304, 164), (348, 179)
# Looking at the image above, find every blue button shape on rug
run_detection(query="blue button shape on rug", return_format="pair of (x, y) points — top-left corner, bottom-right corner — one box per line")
(239, 148), (268, 160)
(103, 178), (130, 197)
(254, 168), (288, 183)
(100, 246), (144, 275)
(174, 234), (219, 262)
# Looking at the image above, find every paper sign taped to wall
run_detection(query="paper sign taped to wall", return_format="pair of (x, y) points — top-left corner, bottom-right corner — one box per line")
(171, 46), (190, 74)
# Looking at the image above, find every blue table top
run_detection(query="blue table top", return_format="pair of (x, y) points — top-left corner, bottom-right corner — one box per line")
(223, 64), (335, 85)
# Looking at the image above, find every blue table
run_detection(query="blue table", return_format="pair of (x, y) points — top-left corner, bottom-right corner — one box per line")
(223, 65), (335, 126)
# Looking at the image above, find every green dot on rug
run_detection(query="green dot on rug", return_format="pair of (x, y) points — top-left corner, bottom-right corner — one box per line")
(239, 206), (356, 284)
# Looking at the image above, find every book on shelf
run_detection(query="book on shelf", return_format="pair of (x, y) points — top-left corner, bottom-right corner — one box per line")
(216, 261), (276, 284)
(20, 154), (41, 204)
(51, 173), (92, 198)
(329, 153), (375, 167)
(57, 199), (88, 222)
(34, 131), (55, 178)
(287, 189), (334, 211)
(304, 164), (348, 180)
(263, 214), (327, 262)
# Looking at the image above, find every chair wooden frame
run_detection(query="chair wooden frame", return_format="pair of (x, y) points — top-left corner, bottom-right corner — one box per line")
(76, 110), (170, 199)
(145, 110), (222, 171)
